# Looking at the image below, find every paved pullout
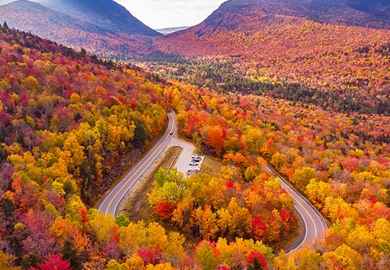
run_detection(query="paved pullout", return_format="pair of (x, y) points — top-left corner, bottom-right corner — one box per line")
(98, 111), (328, 252)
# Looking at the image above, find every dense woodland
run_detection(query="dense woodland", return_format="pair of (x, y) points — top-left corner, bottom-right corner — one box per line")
(168, 79), (389, 268)
(0, 24), (389, 269)
(142, 59), (390, 115)
(0, 25), (292, 269)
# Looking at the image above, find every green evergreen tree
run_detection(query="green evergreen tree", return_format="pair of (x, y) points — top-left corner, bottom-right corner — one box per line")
(61, 240), (81, 270)
(248, 256), (264, 270)
(21, 253), (40, 269)
(133, 120), (147, 148)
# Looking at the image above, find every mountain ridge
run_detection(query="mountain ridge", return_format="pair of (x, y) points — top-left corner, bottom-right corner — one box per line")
(198, 0), (390, 33)
(0, 0), (159, 59)
(36, 0), (160, 36)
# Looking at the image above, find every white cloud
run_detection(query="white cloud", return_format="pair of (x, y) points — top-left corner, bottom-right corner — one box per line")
(114, 0), (226, 29)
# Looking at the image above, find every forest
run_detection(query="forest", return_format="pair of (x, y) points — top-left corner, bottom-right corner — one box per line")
(142, 59), (389, 116)
(0, 24), (389, 269)
(155, 18), (390, 116)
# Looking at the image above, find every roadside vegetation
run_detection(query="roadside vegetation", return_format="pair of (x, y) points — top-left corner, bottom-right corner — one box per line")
(121, 146), (181, 223)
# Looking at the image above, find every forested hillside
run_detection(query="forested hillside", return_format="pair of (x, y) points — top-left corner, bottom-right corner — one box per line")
(0, 25), (296, 269)
(168, 79), (389, 269)
(0, 25), (172, 269)
(154, 0), (390, 115)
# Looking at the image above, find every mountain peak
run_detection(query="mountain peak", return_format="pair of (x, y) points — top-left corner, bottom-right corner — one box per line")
(35, 0), (160, 36)
(204, 0), (390, 30)
(0, 0), (159, 36)
(0, 0), (159, 59)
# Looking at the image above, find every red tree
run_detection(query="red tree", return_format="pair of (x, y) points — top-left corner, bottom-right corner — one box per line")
(247, 251), (267, 269)
(154, 201), (176, 219)
(31, 254), (71, 270)
(252, 216), (267, 240)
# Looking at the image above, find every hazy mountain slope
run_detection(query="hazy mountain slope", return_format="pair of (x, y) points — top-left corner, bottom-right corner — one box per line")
(156, 26), (189, 35)
(156, 0), (390, 56)
(0, 0), (106, 34)
(37, 0), (159, 36)
(347, 0), (390, 18)
(0, 0), (158, 59)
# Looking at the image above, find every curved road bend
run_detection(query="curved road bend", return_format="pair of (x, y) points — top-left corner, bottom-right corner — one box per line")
(97, 112), (176, 216)
(266, 165), (328, 252)
(98, 111), (327, 251)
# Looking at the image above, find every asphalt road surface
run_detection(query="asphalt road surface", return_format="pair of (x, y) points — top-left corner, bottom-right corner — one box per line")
(98, 111), (328, 252)
(97, 112), (176, 216)
(266, 165), (328, 251)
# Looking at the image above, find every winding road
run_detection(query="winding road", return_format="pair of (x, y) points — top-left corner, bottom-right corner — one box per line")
(98, 111), (327, 251)
(97, 112), (177, 216)
(266, 165), (328, 251)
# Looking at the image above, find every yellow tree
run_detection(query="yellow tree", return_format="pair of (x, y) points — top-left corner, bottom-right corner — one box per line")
(226, 197), (252, 238)
(191, 205), (219, 240)
(322, 244), (363, 270)
(0, 251), (22, 270)
(291, 167), (316, 191)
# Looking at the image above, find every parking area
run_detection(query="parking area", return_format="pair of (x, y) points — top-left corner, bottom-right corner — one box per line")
(166, 135), (205, 177)
(185, 155), (204, 177)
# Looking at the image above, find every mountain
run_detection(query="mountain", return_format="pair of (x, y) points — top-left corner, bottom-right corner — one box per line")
(154, 0), (390, 113)
(156, 26), (189, 35)
(36, 0), (159, 36)
(197, 0), (390, 32)
(0, 0), (159, 59)
(155, 0), (390, 57)
(347, 0), (390, 18)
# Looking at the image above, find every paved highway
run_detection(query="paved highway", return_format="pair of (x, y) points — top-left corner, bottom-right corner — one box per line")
(266, 165), (328, 251)
(98, 110), (327, 251)
(97, 112), (176, 216)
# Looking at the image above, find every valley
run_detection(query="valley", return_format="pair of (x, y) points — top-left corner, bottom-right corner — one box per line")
(0, 0), (389, 269)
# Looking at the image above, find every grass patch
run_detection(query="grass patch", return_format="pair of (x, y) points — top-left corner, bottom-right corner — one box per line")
(119, 146), (182, 222)
(200, 155), (223, 177)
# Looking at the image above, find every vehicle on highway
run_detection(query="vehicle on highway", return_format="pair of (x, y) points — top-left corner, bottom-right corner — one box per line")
(170, 131), (173, 135)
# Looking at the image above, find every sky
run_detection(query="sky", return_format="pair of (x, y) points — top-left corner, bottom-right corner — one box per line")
(114, 0), (227, 29)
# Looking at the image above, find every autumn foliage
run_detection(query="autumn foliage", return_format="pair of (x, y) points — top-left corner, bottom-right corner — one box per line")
(165, 77), (389, 268)
(0, 25), (179, 269)
(0, 14), (389, 269)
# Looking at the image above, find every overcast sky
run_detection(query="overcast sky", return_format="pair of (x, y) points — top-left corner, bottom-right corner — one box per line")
(114, 0), (226, 29)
